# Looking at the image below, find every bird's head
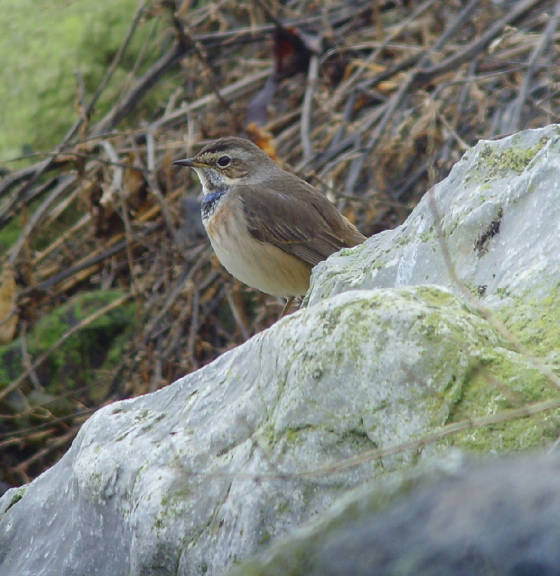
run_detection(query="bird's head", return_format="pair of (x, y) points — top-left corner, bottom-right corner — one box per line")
(174, 137), (276, 190)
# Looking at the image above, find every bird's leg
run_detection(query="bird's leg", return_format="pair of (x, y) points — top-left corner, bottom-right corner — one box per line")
(279, 296), (295, 318)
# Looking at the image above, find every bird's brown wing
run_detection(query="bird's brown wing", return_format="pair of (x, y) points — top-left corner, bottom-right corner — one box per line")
(237, 176), (365, 267)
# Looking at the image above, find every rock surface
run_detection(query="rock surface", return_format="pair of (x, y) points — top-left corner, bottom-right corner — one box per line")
(236, 451), (560, 576)
(1, 125), (560, 575)
(309, 125), (560, 308)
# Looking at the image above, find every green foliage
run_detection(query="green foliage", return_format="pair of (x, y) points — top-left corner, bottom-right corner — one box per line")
(0, 217), (22, 252)
(0, 0), (157, 162)
(0, 290), (136, 402)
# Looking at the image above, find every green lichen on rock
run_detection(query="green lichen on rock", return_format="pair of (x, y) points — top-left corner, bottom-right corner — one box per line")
(350, 286), (560, 456)
(445, 347), (560, 452)
(475, 136), (548, 181)
(2, 486), (26, 515)
(441, 285), (560, 452)
(304, 286), (559, 459)
(233, 282), (560, 575)
(434, 285), (560, 453)
(496, 285), (560, 359)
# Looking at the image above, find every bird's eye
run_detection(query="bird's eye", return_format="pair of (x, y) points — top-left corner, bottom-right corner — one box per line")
(217, 155), (231, 167)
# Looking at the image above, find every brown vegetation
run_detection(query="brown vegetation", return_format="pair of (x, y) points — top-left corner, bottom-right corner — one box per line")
(0, 0), (558, 487)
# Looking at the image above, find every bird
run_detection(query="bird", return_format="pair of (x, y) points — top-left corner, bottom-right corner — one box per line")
(174, 136), (366, 300)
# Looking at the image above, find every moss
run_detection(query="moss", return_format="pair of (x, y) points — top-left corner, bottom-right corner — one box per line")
(439, 289), (560, 453)
(414, 285), (456, 307)
(0, 290), (135, 402)
(156, 484), (193, 525)
(393, 234), (412, 248)
(284, 428), (301, 445)
(0, 218), (22, 253)
(378, 287), (558, 455)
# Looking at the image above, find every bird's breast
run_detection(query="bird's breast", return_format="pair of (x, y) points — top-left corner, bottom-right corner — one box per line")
(202, 193), (311, 297)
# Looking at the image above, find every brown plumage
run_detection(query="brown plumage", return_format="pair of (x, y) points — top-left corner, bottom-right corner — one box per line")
(175, 137), (366, 297)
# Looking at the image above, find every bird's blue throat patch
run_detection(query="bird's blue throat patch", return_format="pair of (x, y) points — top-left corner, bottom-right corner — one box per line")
(201, 189), (226, 221)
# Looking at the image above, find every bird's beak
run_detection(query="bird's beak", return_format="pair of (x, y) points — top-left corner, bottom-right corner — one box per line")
(174, 157), (203, 168)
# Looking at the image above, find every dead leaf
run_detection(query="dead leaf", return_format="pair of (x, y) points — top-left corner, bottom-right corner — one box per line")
(245, 123), (278, 161)
(273, 25), (313, 78)
(0, 266), (18, 344)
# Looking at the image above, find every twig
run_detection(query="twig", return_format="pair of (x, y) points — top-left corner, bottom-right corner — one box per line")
(0, 164), (42, 198)
(301, 41), (321, 161)
(416, 0), (546, 82)
(21, 223), (159, 295)
(143, 250), (206, 338)
(144, 130), (181, 246)
(436, 109), (471, 151)
(344, 0), (482, 193)
(177, 19), (242, 132)
(505, 1), (560, 132)
(151, 69), (271, 131)
(296, 398), (560, 478)
(8, 174), (77, 265)
(101, 140), (138, 291)
(13, 428), (78, 484)
(180, 397), (560, 482)
(0, 176), (60, 229)
(224, 286), (250, 341)
(187, 289), (200, 370)
(90, 0), (150, 122)
(327, 0), (438, 109)
(0, 408), (93, 439)
(19, 322), (42, 391)
(32, 214), (90, 267)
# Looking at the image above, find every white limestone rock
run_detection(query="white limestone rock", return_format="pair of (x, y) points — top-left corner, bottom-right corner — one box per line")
(1, 125), (560, 576)
(309, 125), (560, 308)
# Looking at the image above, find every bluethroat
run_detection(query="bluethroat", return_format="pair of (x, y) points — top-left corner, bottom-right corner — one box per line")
(174, 137), (366, 297)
